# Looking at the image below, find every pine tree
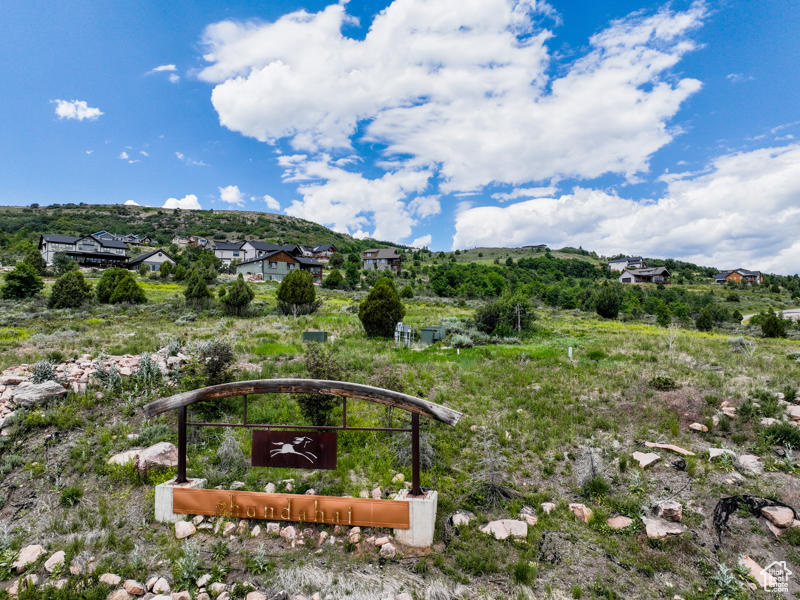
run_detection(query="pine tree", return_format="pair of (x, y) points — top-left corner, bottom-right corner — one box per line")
(49, 271), (92, 308)
(184, 267), (212, 307)
(221, 274), (255, 316)
(1, 262), (44, 299)
(277, 270), (317, 317)
(358, 277), (405, 337)
(109, 272), (146, 304)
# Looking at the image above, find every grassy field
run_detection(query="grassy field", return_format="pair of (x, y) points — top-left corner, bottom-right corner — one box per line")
(1, 275), (800, 599)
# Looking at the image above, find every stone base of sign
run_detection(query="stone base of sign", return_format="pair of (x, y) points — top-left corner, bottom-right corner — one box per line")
(155, 478), (207, 523)
(393, 489), (438, 548)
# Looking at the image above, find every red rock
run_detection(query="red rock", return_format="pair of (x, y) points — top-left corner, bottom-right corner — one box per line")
(607, 515), (633, 529)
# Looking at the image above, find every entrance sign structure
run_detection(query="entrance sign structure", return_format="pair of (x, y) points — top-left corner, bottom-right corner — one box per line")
(144, 379), (462, 547)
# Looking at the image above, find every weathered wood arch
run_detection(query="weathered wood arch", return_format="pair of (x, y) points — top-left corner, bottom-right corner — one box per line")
(143, 379), (463, 496)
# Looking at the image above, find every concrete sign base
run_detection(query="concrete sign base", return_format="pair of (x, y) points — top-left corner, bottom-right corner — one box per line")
(393, 489), (438, 548)
(155, 477), (207, 523)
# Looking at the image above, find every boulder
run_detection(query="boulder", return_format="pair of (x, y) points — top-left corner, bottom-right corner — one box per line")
(739, 556), (775, 590)
(99, 573), (122, 586)
(787, 405), (800, 420)
(518, 505), (538, 526)
(222, 522), (236, 537)
(371, 487), (382, 499)
(707, 448), (735, 460)
(479, 519), (528, 540)
(265, 522), (280, 535)
(568, 503), (593, 523)
(655, 500), (682, 522)
(12, 544), (45, 572)
(172, 592), (191, 600)
(280, 526), (297, 542)
(246, 593), (267, 600)
(644, 441), (695, 456)
(135, 442), (178, 473)
(632, 451), (660, 468)
(540, 502), (556, 514)
(10, 381), (67, 408)
(688, 422), (708, 432)
(196, 574), (211, 589)
(151, 577), (170, 594)
(606, 515), (633, 530)
(44, 550), (65, 573)
(761, 506), (795, 528)
(209, 582), (227, 596)
(251, 525), (261, 537)
(379, 542), (397, 558)
(174, 521), (196, 539)
(374, 536), (390, 546)
(641, 516), (685, 539)
(123, 580), (146, 595)
(449, 510), (475, 527)
(7, 575), (38, 596)
(760, 417), (780, 427)
(107, 590), (131, 600)
(737, 454), (764, 475)
(264, 483), (276, 493)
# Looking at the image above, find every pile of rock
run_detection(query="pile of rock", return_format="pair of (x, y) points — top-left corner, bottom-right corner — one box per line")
(0, 346), (191, 436)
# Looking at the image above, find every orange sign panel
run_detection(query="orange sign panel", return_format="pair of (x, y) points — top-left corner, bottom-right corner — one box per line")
(172, 488), (410, 529)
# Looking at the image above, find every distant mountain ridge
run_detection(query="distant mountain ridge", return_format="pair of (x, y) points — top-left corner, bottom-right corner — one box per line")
(0, 204), (398, 253)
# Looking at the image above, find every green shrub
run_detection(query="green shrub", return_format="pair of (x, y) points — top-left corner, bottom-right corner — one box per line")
(582, 475), (610, 499)
(695, 307), (713, 331)
(761, 311), (788, 338)
(1, 262), (43, 299)
(276, 270), (319, 316)
(30, 359), (57, 384)
(511, 559), (537, 584)
(49, 270), (92, 308)
(595, 284), (622, 319)
(761, 422), (800, 448)
(400, 284), (414, 298)
(649, 375), (678, 391)
(358, 278), (405, 337)
(53, 252), (78, 275)
(219, 274), (255, 316)
(198, 340), (234, 385)
(184, 268), (212, 307)
(322, 269), (344, 289)
(95, 267), (128, 303)
(474, 293), (534, 336)
(60, 485), (83, 507)
(96, 268), (145, 304)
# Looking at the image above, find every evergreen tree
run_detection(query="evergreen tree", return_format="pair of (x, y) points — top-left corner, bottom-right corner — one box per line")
(322, 269), (344, 289)
(695, 307), (713, 331)
(48, 271), (92, 308)
(400, 284), (414, 298)
(277, 269), (318, 317)
(656, 303), (672, 327)
(24, 248), (47, 275)
(184, 267), (212, 307)
(95, 267), (128, 303)
(53, 252), (78, 275)
(159, 261), (173, 279)
(358, 277), (405, 337)
(1, 262), (44, 299)
(220, 274), (255, 316)
(345, 262), (361, 288)
(761, 311), (788, 338)
(595, 284), (622, 319)
(108, 272), (146, 304)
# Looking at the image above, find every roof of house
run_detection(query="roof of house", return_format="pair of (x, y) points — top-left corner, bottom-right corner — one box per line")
(213, 240), (245, 251)
(128, 249), (175, 266)
(627, 267), (670, 276)
(715, 268), (761, 278)
(313, 244), (336, 252)
(237, 250), (322, 268)
(609, 256), (643, 263)
(295, 256), (323, 267)
(40, 234), (80, 244)
(244, 241), (303, 255)
(363, 248), (401, 259)
(90, 236), (128, 249)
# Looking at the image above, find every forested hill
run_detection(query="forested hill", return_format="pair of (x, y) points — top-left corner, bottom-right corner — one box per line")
(0, 204), (393, 255)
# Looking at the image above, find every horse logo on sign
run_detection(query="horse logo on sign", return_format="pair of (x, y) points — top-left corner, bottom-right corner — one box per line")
(270, 436), (318, 463)
(252, 430), (337, 470)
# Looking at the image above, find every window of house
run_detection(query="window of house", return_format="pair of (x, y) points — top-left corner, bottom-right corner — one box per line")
(269, 261), (277, 268)
(233, 251), (239, 257)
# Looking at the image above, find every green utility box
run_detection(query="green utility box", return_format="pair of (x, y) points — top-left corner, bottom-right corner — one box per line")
(302, 331), (328, 343)
(420, 326), (447, 344)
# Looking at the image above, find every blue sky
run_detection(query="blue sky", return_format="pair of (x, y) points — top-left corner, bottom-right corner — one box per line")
(2, 1), (799, 272)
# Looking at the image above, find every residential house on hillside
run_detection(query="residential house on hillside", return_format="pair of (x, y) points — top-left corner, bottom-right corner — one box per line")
(522, 244), (548, 250)
(38, 234), (128, 267)
(235, 250), (322, 282)
(93, 231), (151, 245)
(170, 235), (208, 248)
(241, 241), (303, 262)
(619, 266), (670, 284)
(609, 256), (646, 272)
(362, 248), (402, 274)
(714, 269), (763, 285)
(309, 244), (337, 261)
(127, 249), (176, 272)
(212, 241), (246, 267)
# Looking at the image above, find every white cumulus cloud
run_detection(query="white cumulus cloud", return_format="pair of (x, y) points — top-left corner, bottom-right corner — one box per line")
(123, 200), (140, 206)
(219, 184), (245, 206)
(453, 143), (800, 274)
(411, 234), (432, 248)
(52, 99), (103, 121)
(163, 194), (202, 210)
(263, 194), (280, 210)
(198, 0), (707, 243)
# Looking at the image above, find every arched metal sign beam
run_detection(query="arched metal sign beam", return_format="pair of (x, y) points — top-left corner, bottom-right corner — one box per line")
(144, 378), (462, 426)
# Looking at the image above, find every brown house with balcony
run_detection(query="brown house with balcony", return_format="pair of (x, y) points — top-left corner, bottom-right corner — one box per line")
(362, 248), (402, 274)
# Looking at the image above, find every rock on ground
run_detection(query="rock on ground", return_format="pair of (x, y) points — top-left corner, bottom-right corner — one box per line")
(641, 516), (685, 539)
(655, 500), (683, 522)
(10, 381), (67, 408)
(108, 449), (142, 466)
(449, 510), (475, 527)
(644, 441), (695, 456)
(569, 503), (593, 523)
(379, 542), (397, 558)
(737, 454), (764, 475)
(44, 550), (65, 573)
(12, 544), (45, 572)
(134, 442), (178, 472)
(175, 520), (196, 539)
(519, 505), (538, 526)
(761, 506), (795, 528)
(123, 580), (146, 595)
(632, 451), (660, 468)
(99, 573), (122, 586)
(479, 519), (528, 540)
(607, 515), (633, 529)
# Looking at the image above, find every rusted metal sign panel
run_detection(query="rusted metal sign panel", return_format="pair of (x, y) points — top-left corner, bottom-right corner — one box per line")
(251, 430), (337, 470)
(173, 488), (410, 529)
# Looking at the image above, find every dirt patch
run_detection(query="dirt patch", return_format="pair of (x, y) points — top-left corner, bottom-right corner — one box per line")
(658, 387), (706, 426)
